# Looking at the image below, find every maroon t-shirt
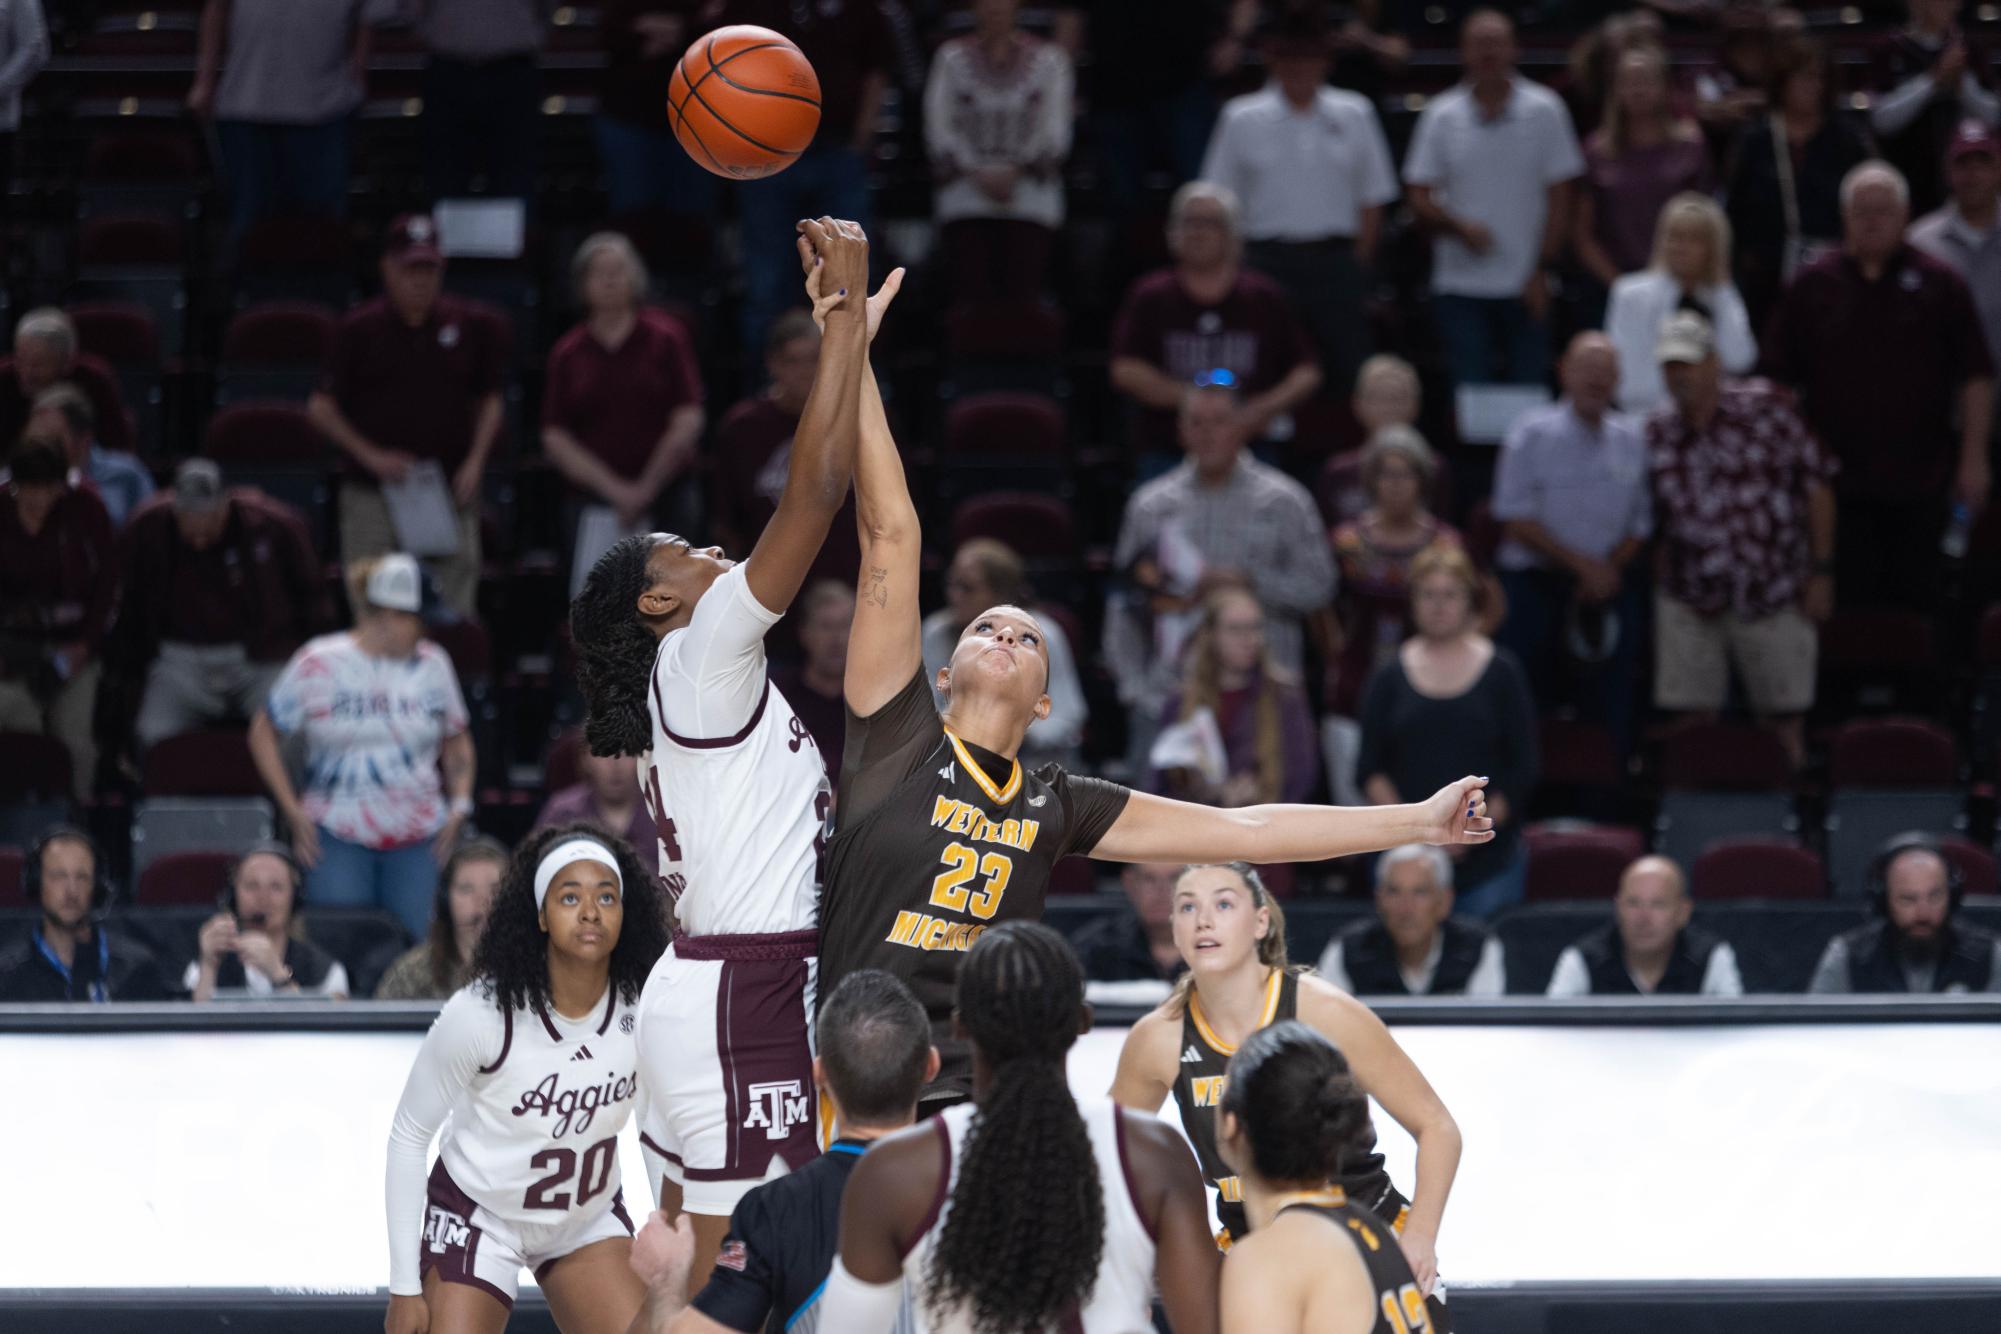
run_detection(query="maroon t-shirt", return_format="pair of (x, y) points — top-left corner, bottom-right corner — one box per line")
(543, 308), (702, 483)
(320, 294), (506, 477)
(710, 395), (861, 591)
(724, 0), (890, 143)
(0, 353), (133, 456)
(1110, 266), (1316, 457)
(0, 484), (117, 657)
(1761, 246), (1993, 501)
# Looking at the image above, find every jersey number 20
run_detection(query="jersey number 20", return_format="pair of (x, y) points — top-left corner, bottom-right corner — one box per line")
(522, 1136), (618, 1212)
(928, 842), (1013, 920)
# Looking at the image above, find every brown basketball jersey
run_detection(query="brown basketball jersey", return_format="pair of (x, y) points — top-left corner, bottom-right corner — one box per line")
(1276, 1190), (1437, 1334)
(819, 671), (1129, 1101)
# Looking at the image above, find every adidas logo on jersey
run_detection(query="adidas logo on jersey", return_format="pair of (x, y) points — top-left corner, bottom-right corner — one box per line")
(1028, 793), (1047, 808)
(1181, 1045), (1203, 1064)
(939, 761), (956, 783)
(571, 1045), (594, 1062)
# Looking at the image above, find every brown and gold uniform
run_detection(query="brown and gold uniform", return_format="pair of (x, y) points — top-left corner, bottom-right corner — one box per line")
(1273, 1188), (1438, 1334)
(818, 670), (1130, 1104)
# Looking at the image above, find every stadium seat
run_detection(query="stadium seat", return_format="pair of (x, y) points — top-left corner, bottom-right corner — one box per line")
(1539, 717), (1622, 788)
(73, 216), (189, 358)
(80, 130), (204, 221)
(136, 851), (236, 906)
(1938, 835), (1998, 898)
(1828, 717), (1958, 788)
(945, 299), (1064, 394)
(431, 620), (494, 686)
(1522, 822), (1646, 901)
(950, 493), (1079, 567)
(217, 303), (337, 404)
(1654, 723), (1798, 868)
(234, 217), (356, 310)
(143, 729), (264, 798)
(1816, 606), (1939, 715)
(935, 391), (1070, 506)
(68, 301), (161, 366)
(203, 402), (335, 546)
(130, 799), (274, 873)
(0, 847), (21, 899)
(0, 732), (73, 804)
(1823, 717), (1965, 898)
(1689, 838), (1827, 901)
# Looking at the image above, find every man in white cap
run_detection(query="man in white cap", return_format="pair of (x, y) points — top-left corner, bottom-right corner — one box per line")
(1648, 310), (1837, 764)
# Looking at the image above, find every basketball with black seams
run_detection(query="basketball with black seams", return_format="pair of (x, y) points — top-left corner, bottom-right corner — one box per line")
(668, 26), (822, 180)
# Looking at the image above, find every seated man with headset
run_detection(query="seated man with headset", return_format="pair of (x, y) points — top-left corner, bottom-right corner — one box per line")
(1809, 833), (2001, 994)
(0, 826), (169, 1001)
(187, 842), (349, 1001)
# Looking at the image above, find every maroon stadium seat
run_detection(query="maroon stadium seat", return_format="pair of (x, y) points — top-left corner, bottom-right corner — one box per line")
(68, 301), (161, 367)
(0, 846), (21, 899)
(1539, 718), (1622, 789)
(79, 215), (186, 266)
(543, 728), (585, 795)
(1690, 838), (1826, 901)
(950, 493), (1078, 563)
(203, 402), (328, 465)
(85, 130), (202, 183)
(945, 299), (1063, 364)
(1828, 718), (1958, 789)
(1522, 822), (1646, 901)
(0, 732), (73, 804)
(221, 303), (337, 365)
(136, 851), (235, 907)
(143, 729), (264, 798)
(943, 392), (1066, 460)
(1661, 722), (1793, 791)
(1937, 835), (1998, 899)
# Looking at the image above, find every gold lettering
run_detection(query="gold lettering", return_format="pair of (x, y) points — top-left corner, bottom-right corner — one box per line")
(919, 917), (949, 950)
(1020, 819), (1040, 851)
(887, 911), (922, 947)
(1191, 1075), (1227, 1107)
(999, 819), (1020, 847)
(931, 796), (958, 829)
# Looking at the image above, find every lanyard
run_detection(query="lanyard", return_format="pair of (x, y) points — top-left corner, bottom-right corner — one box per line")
(33, 927), (109, 1002)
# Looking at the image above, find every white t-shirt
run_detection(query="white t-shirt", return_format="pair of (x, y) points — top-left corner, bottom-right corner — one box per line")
(924, 34), (1074, 229)
(265, 632), (470, 850)
(1403, 76), (1583, 298)
(1201, 83), (1398, 242)
(642, 563), (831, 937)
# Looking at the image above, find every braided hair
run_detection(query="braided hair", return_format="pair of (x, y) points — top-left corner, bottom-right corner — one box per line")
(469, 822), (670, 1015)
(1221, 1019), (1372, 1186)
(927, 922), (1103, 1334)
(570, 534), (660, 757)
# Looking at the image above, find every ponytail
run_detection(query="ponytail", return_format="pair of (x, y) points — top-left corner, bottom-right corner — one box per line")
(570, 535), (660, 757)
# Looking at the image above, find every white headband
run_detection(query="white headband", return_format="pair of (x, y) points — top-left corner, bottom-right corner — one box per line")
(533, 839), (622, 911)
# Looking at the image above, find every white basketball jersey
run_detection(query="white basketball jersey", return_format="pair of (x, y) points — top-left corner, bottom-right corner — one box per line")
(904, 1097), (1158, 1334)
(641, 563), (830, 937)
(435, 985), (640, 1232)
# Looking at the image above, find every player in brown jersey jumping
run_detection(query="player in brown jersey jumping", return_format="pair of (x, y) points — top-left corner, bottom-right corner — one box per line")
(803, 258), (1496, 1112)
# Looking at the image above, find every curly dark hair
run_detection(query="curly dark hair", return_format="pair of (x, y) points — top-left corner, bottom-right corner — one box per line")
(571, 534), (660, 757)
(1221, 1019), (1372, 1186)
(468, 822), (670, 1014)
(926, 922), (1103, 1334)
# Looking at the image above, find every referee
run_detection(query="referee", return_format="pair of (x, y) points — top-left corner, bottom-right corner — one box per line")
(630, 970), (937, 1332)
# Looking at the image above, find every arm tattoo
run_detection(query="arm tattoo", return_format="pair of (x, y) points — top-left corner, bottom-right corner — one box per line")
(865, 565), (890, 609)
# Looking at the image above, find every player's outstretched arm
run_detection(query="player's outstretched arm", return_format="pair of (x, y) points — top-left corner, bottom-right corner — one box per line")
(1087, 777), (1494, 866)
(741, 219), (869, 617)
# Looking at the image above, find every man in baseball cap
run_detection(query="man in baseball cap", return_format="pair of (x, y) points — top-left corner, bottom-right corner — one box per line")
(1910, 119), (2001, 372)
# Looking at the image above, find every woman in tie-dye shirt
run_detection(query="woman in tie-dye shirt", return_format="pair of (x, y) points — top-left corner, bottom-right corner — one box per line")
(249, 554), (473, 936)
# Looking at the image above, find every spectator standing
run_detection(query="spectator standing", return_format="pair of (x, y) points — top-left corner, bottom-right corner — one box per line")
(1547, 855), (1742, 996)
(1606, 192), (1758, 414)
(0, 0), (46, 193)
(923, 0), (1074, 301)
(0, 827), (167, 1002)
(1404, 9), (1583, 390)
(1070, 862), (1186, 984)
(1200, 8), (1398, 399)
(27, 385), (152, 527)
(0, 434), (115, 800)
(187, 0), (384, 240)
(373, 836), (507, 999)
(187, 844), (350, 1000)
(1762, 161), (1992, 609)
(1317, 844), (1505, 998)
(1909, 120), (2001, 363)
(921, 537), (1087, 766)
(1491, 333), (1651, 757)
(773, 579), (854, 770)
(1869, 0), (1998, 218)
(1358, 545), (1537, 918)
(414, 0), (545, 203)
(1574, 45), (1712, 313)
(308, 215), (506, 619)
(1808, 835), (2001, 994)
(1651, 311), (1835, 765)
(0, 309), (133, 457)
(1107, 181), (1321, 468)
(248, 555), (474, 939)
(727, 0), (891, 360)
(1724, 37), (1872, 328)
(534, 747), (654, 853)
(711, 311), (861, 594)
(542, 232), (705, 595)
(1107, 383), (1335, 744)
(594, 0), (719, 219)
(106, 460), (323, 754)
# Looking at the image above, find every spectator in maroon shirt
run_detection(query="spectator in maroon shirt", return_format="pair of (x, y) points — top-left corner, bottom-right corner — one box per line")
(0, 308), (132, 458)
(1762, 160), (1993, 609)
(711, 310), (861, 596)
(532, 745), (655, 854)
(1109, 180), (1322, 469)
(771, 579), (852, 777)
(543, 232), (706, 595)
(0, 434), (116, 799)
(105, 459), (325, 756)
(307, 214), (506, 619)
(1574, 45), (1712, 308)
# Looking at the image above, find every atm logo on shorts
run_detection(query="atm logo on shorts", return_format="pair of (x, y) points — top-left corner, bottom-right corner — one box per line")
(743, 1079), (810, 1140)
(424, 1206), (470, 1254)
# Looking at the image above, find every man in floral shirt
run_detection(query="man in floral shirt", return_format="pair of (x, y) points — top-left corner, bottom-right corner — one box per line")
(1648, 311), (1837, 765)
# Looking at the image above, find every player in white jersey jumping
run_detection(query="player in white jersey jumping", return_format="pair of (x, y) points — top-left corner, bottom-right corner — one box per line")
(383, 825), (671, 1334)
(566, 217), (897, 1284)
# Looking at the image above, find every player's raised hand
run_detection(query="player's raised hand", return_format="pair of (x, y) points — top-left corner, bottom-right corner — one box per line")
(384, 1292), (429, 1334)
(795, 216), (868, 315)
(1419, 775), (1495, 847)
(629, 1209), (697, 1296)
(801, 237), (904, 345)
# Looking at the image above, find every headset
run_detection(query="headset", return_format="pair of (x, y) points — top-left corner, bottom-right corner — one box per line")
(23, 826), (114, 914)
(220, 841), (306, 922)
(1866, 832), (1964, 919)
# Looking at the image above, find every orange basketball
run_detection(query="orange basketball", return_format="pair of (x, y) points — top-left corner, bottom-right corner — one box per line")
(668, 26), (822, 180)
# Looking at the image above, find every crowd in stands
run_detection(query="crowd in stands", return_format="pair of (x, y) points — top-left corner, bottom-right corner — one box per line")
(5, 0), (2001, 1002)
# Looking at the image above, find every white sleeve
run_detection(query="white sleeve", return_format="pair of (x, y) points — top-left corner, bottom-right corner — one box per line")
(1545, 947), (1590, 997)
(1465, 938), (1506, 998)
(657, 563), (783, 741)
(1703, 943), (1744, 997)
(1033, 46), (1075, 165)
(385, 990), (503, 1295)
(1541, 97), (1585, 183)
(1959, 74), (2000, 127)
(1035, 616), (1088, 751)
(314, 961), (351, 999)
(1604, 278), (1651, 407)
(923, 47), (967, 170)
(1317, 939), (1353, 994)
(1199, 105), (1249, 207)
(1806, 938), (1851, 995)
(1869, 74), (1938, 138)
(1710, 283), (1758, 375)
(816, 1256), (907, 1329)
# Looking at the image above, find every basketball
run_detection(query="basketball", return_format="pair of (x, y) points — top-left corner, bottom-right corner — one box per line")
(668, 25), (822, 181)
